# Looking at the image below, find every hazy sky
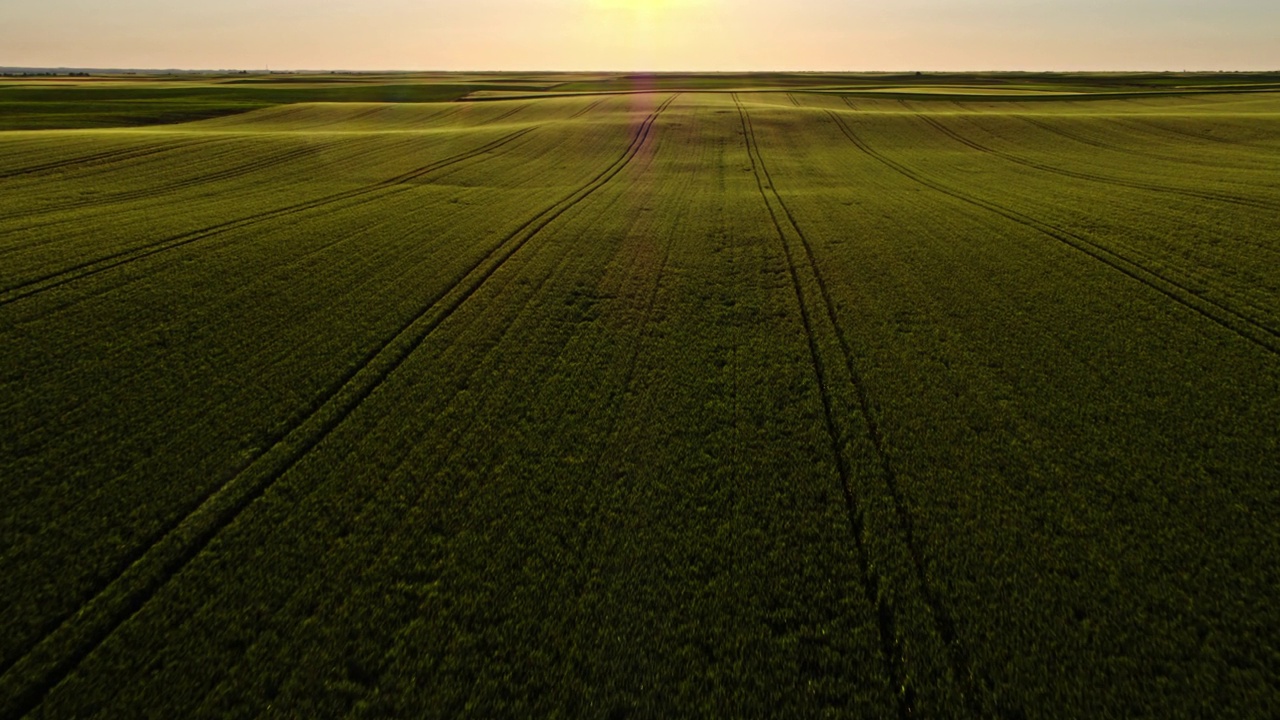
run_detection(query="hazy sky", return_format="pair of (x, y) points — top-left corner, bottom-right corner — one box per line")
(2, 0), (1277, 71)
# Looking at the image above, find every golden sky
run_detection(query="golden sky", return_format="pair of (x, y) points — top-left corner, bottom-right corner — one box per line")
(2, 0), (1277, 71)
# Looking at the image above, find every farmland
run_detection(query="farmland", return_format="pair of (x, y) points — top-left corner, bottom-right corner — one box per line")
(1, 73), (1278, 717)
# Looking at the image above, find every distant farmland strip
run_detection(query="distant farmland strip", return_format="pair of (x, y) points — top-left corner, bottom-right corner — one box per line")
(0, 127), (538, 306)
(824, 109), (1280, 356)
(0, 93), (677, 720)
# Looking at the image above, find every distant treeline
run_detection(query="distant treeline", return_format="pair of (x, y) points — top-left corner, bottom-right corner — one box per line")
(1, 71), (92, 77)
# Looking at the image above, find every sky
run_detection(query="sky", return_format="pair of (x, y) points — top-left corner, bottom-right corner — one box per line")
(2, 0), (1277, 72)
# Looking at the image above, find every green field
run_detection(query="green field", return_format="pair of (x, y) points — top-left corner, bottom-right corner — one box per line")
(2, 73), (1278, 718)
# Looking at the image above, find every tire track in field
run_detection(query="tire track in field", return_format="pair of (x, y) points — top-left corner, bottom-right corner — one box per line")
(163, 231), (586, 716)
(231, 183), (677, 715)
(0, 137), (222, 181)
(915, 113), (1280, 213)
(583, 201), (679, 479)
(0, 190), (518, 627)
(0, 143), (324, 224)
(1116, 114), (1275, 151)
(1016, 114), (1279, 178)
(478, 104), (528, 126)
(0, 135), (423, 245)
(1013, 115), (1279, 178)
(568, 97), (607, 120)
(419, 103), (468, 127)
(826, 109), (1280, 357)
(1016, 115), (1161, 155)
(0, 128), (537, 306)
(297, 104), (391, 131)
(737, 95), (910, 713)
(0, 126), (532, 677)
(0, 94), (677, 720)
(738, 95), (979, 719)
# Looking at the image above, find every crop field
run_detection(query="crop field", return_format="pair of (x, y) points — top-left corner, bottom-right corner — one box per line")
(1, 73), (1278, 717)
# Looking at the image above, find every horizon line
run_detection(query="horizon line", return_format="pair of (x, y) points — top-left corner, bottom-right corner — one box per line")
(5, 66), (1280, 75)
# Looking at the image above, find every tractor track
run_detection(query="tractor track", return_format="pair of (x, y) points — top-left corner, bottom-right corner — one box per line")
(131, 207), (589, 716)
(739, 95), (982, 719)
(0, 127), (538, 307)
(0, 143), (325, 224)
(915, 113), (1280, 213)
(1013, 115), (1280, 180)
(274, 164), (679, 714)
(0, 137), (223, 181)
(1116, 114), (1276, 152)
(568, 97), (607, 120)
(478, 104), (527, 126)
(826, 109), (1280, 357)
(0, 93), (676, 720)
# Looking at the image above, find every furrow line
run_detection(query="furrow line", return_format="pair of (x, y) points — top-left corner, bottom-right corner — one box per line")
(916, 113), (1280, 213)
(0, 94), (675, 720)
(827, 110), (1280, 357)
(0, 127), (537, 306)
(734, 94), (914, 720)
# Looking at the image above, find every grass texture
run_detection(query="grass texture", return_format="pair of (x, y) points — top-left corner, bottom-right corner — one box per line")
(1, 73), (1278, 718)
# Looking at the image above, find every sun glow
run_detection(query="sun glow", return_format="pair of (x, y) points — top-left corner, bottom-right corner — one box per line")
(575, 0), (722, 69)
(591, 0), (709, 8)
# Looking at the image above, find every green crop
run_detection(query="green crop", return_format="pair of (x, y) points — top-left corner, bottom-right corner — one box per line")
(1, 73), (1277, 718)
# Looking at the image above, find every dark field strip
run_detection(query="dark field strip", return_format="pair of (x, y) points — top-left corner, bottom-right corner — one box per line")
(0, 94), (676, 720)
(823, 109), (1280, 357)
(2, 87), (1279, 718)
